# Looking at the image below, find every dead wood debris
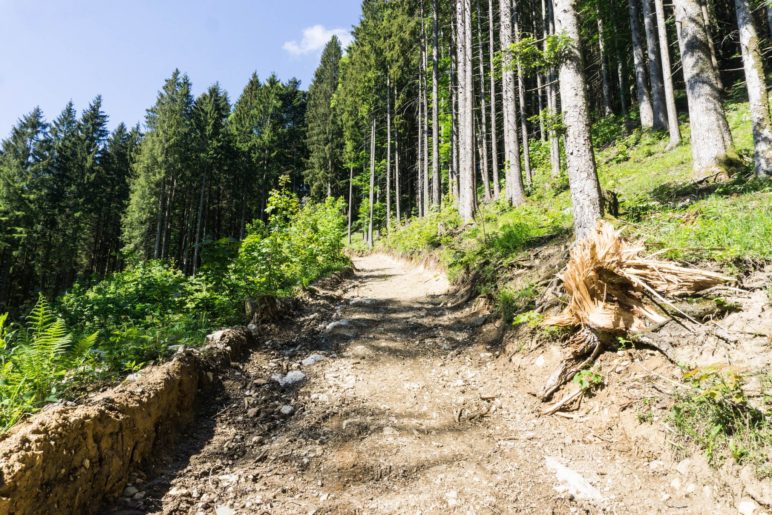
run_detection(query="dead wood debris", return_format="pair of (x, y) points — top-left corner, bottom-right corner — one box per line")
(539, 221), (731, 411)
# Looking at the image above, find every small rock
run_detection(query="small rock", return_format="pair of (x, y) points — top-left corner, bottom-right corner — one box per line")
(325, 320), (357, 337)
(676, 458), (691, 476)
(247, 408), (259, 417)
(280, 405), (295, 416)
(271, 370), (306, 387)
(302, 354), (326, 366)
(349, 298), (374, 306)
(738, 498), (760, 515)
(123, 486), (139, 497)
(133, 491), (145, 500)
(82, 458), (90, 469)
(215, 506), (236, 515)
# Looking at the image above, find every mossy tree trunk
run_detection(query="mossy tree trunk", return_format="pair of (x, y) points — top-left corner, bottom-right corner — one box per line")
(674, 0), (736, 178)
(735, 0), (772, 177)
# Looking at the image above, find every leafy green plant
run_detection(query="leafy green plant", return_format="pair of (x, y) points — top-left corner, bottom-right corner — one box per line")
(672, 366), (770, 477)
(573, 370), (604, 392)
(0, 297), (96, 431)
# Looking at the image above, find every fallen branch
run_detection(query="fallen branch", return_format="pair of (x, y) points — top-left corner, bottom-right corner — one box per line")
(543, 388), (584, 416)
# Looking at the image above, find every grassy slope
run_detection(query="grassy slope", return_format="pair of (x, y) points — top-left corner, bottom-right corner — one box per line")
(377, 102), (771, 297)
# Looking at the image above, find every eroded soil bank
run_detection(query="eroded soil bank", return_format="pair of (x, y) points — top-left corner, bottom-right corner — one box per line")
(100, 254), (769, 514)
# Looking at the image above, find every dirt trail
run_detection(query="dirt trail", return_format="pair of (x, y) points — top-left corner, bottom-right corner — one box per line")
(107, 254), (736, 514)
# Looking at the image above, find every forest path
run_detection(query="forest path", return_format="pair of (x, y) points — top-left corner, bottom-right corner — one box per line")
(108, 254), (717, 514)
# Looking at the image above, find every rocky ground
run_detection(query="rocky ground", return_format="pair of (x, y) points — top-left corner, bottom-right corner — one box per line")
(104, 254), (769, 514)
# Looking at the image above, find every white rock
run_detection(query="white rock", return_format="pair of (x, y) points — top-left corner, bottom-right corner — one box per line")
(280, 405), (295, 415)
(545, 457), (603, 502)
(215, 506), (236, 515)
(350, 297), (375, 306)
(302, 354), (326, 366)
(738, 498), (760, 515)
(325, 320), (357, 337)
(271, 370), (306, 387)
(676, 458), (691, 476)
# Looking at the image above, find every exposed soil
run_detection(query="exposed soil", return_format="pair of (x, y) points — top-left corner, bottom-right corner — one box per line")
(103, 254), (769, 514)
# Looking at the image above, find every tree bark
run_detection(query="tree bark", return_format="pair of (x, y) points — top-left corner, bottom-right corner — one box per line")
(432, 0), (442, 206)
(735, 0), (772, 176)
(500, 0), (525, 205)
(642, 0), (668, 129)
(488, 0), (501, 198)
(628, 0), (655, 129)
(674, 0), (735, 178)
(395, 106), (402, 222)
(514, 7), (532, 187)
(458, 0), (477, 221)
(368, 118), (376, 247)
(597, 14), (613, 116)
(654, 0), (682, 148)
(553, 0), (603, 241)
(386, 76), (392, 230)
(347, 166), (354, 244)
(545, 0), (561, 178)
(700, 1), (723, 92)
(477, 0), (492, 201)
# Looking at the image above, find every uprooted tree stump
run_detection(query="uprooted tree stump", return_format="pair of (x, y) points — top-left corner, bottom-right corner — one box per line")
(538, 221), (730, 407)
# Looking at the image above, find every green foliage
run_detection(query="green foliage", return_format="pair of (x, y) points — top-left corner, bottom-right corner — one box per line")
(498, 284), (538, 323)
(573, 370), (604, 392)
(672, 367), (770, 477)
(234, 180), (348, 299)
(0, 297), (95, 431)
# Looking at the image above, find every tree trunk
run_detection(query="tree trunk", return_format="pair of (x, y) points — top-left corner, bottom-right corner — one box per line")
(597, 14), (613, 116)
(192, 173), (207, 274)
(432, 0), (442, 206)
(488, 0), (501, 198)
(701, 1), (723, 91)
(735, 0), (772, 176)
(395, 111), (402, 222)
(642, 0), (668, 129)
(553, 0), (603, 241)
(654, 0), (682, 148)
(514, 8), (532, 187)
(545, 0), (561, 178)
(629, 0), (655, 129)
(500, 0), (525, 205)
(477, 0), (492, 201)
(347, 166), (354, 244)
(616, 45), (629, 124)
(423, 45), (431, 214)
(674, 0), (735, 178)
(386, 77), (392, 230)
(458, 0), (477, 221)
(368, 118), (376, 247)
(417, 72), (424, 217)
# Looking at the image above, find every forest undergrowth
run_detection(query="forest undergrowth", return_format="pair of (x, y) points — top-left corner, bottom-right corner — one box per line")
(0, 181), (348, 432)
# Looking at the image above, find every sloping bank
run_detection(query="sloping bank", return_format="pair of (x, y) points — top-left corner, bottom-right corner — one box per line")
(0, 327), (253, 514)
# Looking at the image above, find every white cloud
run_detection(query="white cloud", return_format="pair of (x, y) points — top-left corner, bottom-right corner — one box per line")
(282, 25), (353, 57)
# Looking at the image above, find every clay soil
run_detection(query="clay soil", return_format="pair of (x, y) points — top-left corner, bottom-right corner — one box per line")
(104, 254), (768, 514)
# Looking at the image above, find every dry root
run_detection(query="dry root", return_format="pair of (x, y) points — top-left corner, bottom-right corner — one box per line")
(539, 221), (731, 407)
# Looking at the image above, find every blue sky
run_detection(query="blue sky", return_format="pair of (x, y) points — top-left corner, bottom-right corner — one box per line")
(0, 0), (360, 137)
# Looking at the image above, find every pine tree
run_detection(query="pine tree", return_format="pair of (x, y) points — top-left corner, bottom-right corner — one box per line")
(306, 37), (344, 199)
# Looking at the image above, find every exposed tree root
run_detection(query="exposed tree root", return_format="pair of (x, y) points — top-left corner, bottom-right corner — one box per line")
(539, 327), (604, 401)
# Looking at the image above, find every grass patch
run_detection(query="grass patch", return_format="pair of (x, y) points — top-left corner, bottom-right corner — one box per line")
(671, 366), (771, 478)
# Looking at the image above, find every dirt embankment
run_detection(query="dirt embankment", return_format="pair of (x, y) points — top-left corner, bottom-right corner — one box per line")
(0, 328), (254, 515)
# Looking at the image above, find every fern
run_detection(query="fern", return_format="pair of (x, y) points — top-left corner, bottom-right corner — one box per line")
(0, 297), (96, 429)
